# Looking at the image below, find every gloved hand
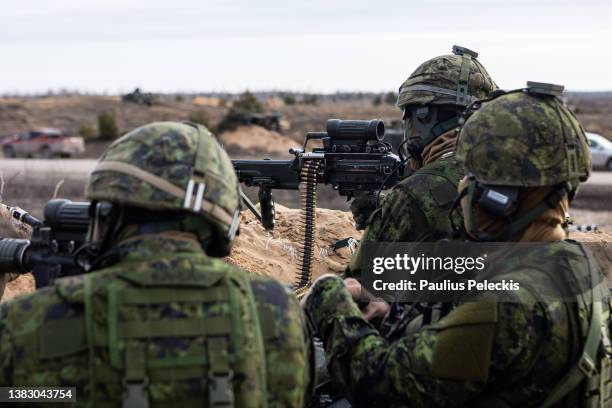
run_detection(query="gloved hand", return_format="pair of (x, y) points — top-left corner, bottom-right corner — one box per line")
(350, 195), (382, 230)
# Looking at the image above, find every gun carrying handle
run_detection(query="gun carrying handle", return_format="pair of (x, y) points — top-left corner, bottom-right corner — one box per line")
(303, 132), (327, 149)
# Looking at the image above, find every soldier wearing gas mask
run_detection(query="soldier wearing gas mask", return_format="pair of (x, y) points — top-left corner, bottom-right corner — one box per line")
(348, 45), (497, 277)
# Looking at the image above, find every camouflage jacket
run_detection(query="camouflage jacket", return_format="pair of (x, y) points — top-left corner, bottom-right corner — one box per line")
(0, 232), (314, 407)
(306, 241), (612, 407)
(348, 157), (463, 278)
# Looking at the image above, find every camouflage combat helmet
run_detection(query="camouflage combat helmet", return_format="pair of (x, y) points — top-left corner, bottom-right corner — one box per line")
(456, 82), (591, 187)
(397, 46), (497, 163)
(397, 45), (497, 109)
(453, 82), (591, 241)
(87, 121), (241, 254)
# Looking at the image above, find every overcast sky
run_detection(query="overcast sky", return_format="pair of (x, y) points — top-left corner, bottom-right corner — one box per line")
(1, 0), (611, 94)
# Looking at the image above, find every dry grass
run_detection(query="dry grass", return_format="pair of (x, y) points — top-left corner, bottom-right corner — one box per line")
(0, 95), (400, 157)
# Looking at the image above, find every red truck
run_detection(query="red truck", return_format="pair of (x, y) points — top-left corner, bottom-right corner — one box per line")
(1, 128), (85, 158)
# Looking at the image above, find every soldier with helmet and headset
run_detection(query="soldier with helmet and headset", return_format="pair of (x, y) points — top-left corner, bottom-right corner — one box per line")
(0, 122), (315, 407)
(348, 45), (497, 275)
(303, 83), (612, 407)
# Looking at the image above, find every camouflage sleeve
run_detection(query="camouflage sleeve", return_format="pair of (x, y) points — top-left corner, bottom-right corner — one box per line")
(0, 303), (13, 385)
(347, 187), (425, 278)
(305, 276), (551, 408)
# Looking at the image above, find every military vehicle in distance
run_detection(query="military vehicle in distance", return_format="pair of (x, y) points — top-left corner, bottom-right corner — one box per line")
(218, 108), (283, 133)
(122, 88), (156, 106)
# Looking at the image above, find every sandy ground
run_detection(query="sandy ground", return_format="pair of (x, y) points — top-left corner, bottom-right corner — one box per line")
(219, 126), (300, 159)
(225, 204), (361, 284)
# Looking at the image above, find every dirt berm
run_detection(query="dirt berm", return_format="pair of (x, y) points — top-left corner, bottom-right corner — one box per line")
(220, 126), (299, 159)
(225, 204), (361, 284)
(2, 207), (610, 301)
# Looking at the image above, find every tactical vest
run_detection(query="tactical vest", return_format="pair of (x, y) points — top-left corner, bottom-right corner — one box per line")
(480, 241), (612, 408)
(14, 253), (268, 408)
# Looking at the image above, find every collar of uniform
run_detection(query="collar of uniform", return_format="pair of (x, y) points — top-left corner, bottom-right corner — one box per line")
(108, 231), (203, 262)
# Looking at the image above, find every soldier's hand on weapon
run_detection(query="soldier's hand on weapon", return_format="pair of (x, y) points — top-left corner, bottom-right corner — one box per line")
(350, 195), (382, 230)
(344, 278), (390, 326)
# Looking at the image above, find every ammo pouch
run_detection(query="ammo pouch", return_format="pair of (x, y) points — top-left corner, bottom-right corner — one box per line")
(80, 257), (267, 408)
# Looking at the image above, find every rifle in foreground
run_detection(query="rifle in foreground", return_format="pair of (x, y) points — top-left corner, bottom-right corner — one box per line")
(233, 119), (406, 292)
(0, 199), (91, 287)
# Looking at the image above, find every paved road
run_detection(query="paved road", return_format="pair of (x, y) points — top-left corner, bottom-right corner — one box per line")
(0, 159), (611, 185)
(0, 159), (96, 180)
(588, 170), (612, 185)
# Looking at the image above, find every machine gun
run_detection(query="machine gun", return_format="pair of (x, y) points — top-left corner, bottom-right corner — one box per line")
(233, 119), (406, 292)
(0, 199), (91, 287)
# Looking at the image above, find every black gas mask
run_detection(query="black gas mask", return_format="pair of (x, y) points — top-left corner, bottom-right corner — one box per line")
(402, 105), (460, 167)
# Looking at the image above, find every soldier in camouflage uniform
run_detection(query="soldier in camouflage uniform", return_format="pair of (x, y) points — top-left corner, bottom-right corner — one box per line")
(348, 45), (497, 277)
(0, 122), (314, 407)
(304, 84), (612, 407)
